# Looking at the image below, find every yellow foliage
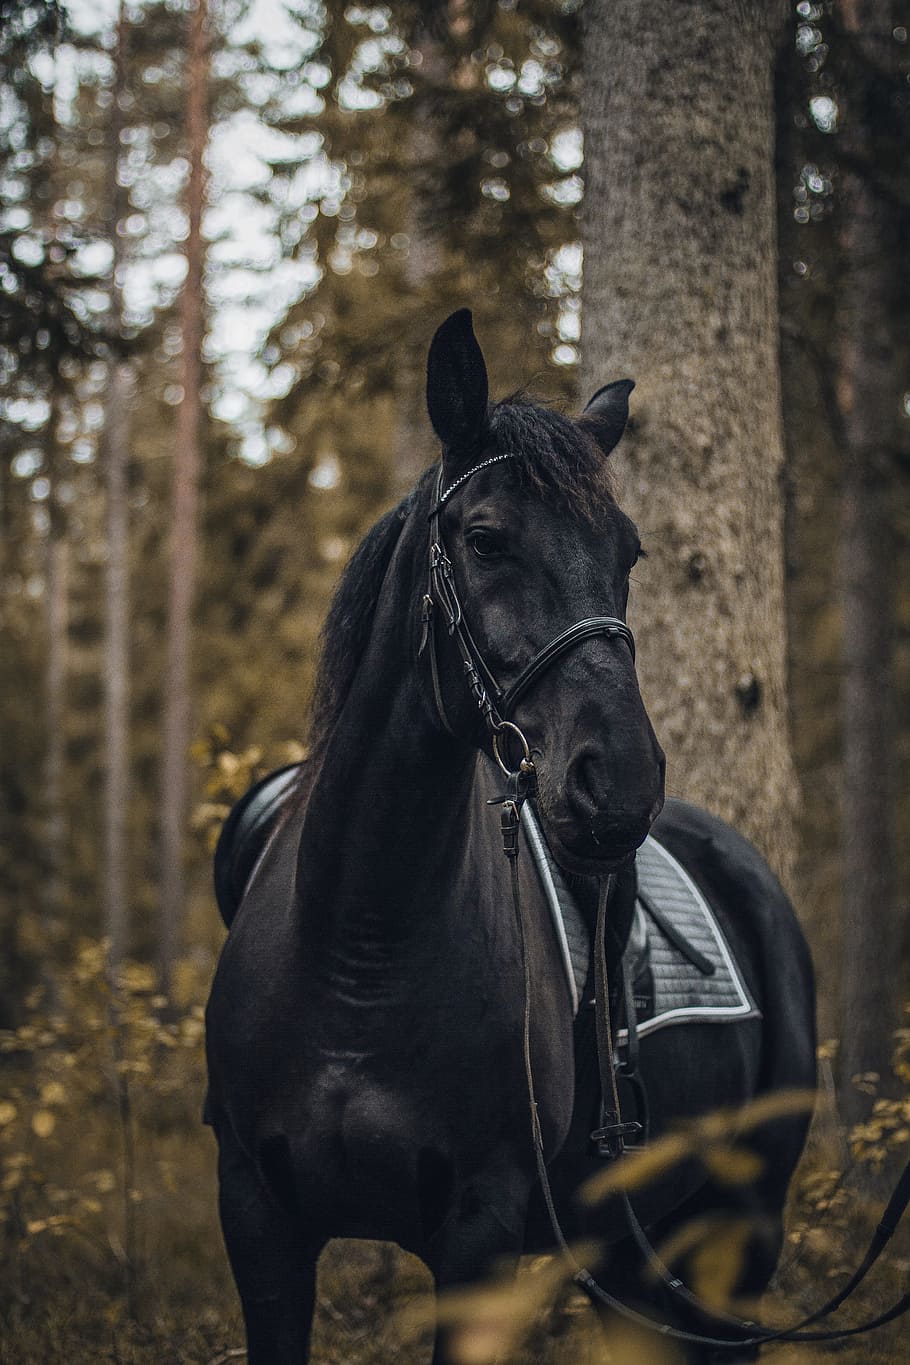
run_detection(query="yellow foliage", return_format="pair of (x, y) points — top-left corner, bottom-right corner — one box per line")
(31, 1111), (56, 1139)
(700, 1143), (763, 1187)
(688, 1217), (753, 1309)
(582, 1089), (813, 1206)
(400, 1242), (600, 1365)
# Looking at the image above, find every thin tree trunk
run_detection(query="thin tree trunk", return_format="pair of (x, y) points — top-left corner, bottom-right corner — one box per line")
(159, 0), (209, 992)
(102, 362), (134, 966)
(836, 0), (898, 1117)
(580, 0), (798, 882)
(391, 113), (443, 501)
(0, 420), (13, 567)
(390, 15), (452, 501)
(43, 381), (68, 937)
(101, 0), (134, 969)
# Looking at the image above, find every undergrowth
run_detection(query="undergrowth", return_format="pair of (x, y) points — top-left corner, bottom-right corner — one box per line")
(1, 937), (908, 1363)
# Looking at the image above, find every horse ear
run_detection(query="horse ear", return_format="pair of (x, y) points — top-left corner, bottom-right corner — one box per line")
(426, 309), (489, 452)
(578, 379), (635, 456)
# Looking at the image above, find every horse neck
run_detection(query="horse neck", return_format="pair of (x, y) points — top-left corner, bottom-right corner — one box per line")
(295, 534), (485, 947)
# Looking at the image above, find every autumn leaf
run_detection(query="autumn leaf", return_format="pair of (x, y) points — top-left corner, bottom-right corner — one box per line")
(31, 1110), (56, 1138)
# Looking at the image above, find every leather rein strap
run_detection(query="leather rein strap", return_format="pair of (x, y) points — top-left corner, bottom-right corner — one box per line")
(500, 803), (910, 1349)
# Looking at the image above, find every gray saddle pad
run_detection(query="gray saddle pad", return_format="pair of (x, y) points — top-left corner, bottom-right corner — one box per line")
(521, 804), (759, 1037)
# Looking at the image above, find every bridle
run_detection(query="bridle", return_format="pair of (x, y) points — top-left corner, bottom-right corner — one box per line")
(416, 452), (910, 1349)
(418, 456), (635, 774)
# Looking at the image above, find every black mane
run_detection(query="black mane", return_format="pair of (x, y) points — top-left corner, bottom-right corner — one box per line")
(488, 395), (616, 521)
(307, 490), (418, 757)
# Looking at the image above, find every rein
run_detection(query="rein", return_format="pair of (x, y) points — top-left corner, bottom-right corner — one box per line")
(420, 453), (910, 1347)
(499, 784), (910, 1348)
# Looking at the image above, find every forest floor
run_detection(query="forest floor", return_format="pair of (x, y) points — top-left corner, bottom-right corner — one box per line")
(1, 938), (908, 1364)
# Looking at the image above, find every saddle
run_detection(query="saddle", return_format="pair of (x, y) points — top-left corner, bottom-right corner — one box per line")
(213, 762), (301, 928)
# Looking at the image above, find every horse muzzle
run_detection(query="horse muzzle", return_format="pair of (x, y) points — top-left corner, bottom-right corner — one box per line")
(540, 734), (666, 871)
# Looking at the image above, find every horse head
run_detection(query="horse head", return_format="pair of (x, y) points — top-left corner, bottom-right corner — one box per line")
(423, 309), (665, 872)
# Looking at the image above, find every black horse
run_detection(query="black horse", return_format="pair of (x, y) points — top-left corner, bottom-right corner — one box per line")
(206, 311), (816, 1364)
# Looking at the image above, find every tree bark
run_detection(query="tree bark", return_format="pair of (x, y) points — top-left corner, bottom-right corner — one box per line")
(836, 0), (898, 1117)
(580, 0), (798, 881)
(101, 0), (134, 969)
(43, 380), (68, 937)
(159, 0), (209, 992)
(390, 6), (467, 500)
(102, 359), (134, 968)
(390, 67), (444, 502)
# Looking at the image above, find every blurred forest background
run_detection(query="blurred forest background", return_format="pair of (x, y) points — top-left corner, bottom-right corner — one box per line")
(1, 0), (909, 1360)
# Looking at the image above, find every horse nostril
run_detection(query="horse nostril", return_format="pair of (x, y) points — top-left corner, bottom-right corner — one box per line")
(567, 747), (605, 818)
(566, 742), (663, 838)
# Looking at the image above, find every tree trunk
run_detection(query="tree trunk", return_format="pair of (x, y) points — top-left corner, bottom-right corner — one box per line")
(390, 13), (455, 501)
(774, 27), (844, 1041)
(580, 0), (798, 882)
(101, 0), (134, 969)
(836, 0), (898, 1118)
(102, 361), (134, 967)
(159, 0), (209, 992)
(390, 100), (444, 501)
(43, 381), (68, 938)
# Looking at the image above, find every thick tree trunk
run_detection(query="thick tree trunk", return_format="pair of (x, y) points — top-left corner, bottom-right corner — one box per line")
(581, 0), (797, 881)
(775, 29), (845, 1040)
(836, 0), (898, 1118)
(159, 0), (209, 992)
(101, 0), (134, 968)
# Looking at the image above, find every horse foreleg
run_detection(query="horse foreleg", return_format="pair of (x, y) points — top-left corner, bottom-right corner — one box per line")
(217, 1135), (323, 1364)
(425, 1159), (530, 1365)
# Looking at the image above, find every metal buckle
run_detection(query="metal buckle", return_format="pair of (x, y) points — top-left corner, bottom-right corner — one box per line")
(591, 1119), (642, 1159)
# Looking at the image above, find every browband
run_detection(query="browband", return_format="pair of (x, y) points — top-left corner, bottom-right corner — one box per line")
(428, 452), (518, 517)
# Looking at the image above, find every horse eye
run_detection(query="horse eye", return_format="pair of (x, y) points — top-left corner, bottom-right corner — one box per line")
(466, 530), (504, 560)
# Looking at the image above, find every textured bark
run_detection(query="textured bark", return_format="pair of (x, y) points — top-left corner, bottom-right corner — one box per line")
(581, 0), (797, 881)
(159, 0), (208, 991)
(100, 0), (134, 968)
(836, 0), (898, 1116)
(775, 23), (849, 1040)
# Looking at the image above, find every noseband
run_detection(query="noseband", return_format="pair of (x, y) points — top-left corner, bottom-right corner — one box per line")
(418, 457), (635, 769)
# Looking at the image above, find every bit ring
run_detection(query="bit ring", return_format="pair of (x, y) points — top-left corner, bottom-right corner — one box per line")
(492, 721), (533, 777)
